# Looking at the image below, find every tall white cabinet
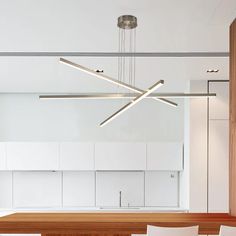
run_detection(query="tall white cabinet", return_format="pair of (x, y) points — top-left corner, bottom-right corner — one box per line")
(208, 81), (229, 213)
(189, 80), (229, 213)
(189, 80), (208, 213)
(209, 82), (229, 120)
(209, 120), (229, 212)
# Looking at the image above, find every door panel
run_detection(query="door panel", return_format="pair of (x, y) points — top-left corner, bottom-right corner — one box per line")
(145, 171), (179, 207)
(96, 171), (144, 207)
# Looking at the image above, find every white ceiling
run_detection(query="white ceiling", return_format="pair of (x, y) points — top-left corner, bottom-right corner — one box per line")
(0, 0), (235, 93)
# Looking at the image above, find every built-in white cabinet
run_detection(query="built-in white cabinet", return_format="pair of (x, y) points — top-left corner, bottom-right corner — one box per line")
(147, 142), (183, 171)
(6, 142), (59, 170)
(209, 120), (229, 212)
(209, 82), (229, 120)
(13, 171), (61, 208)
(145, 171), (178, 207)
(59, 142), (94, 170)
(0, 141), (183, 209)
(96, 171), (144, 207)
(189, 80), (208, 213)
(95, 143), (146, 170)
(0, 142), (184, 171)
(0, 143), (6, 170)
(0, 172), (12, 208)
(189, 80), (229, 213)
(63, 171), (95, 207)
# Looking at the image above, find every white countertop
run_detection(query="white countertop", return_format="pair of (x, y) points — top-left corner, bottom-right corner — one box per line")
(0, 207), (188, 216)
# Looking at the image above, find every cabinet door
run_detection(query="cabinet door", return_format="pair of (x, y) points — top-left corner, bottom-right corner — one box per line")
(0, 172), (12, 208)
(6, 142), (59, 170)
(96, 171), (144, 207)
(147, 142), (183, 170)
(95, 143), (146, 170)
(13, 172), (61, 208)
(209, 82), (229, 120)
(145, 171), (178, 207)
(209, 120), (229, 212)
(59, 142), (94, 170)
(63, 171), (95, 207)
(0, 143), (6, 170)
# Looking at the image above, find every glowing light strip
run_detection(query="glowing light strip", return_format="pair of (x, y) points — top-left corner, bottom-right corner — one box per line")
(39, 93), (216, 100)
(59, 58), (177, 107)
(100, 80), (164, 127)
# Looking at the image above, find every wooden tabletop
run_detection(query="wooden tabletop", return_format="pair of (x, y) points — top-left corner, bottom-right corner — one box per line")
(0, 213), (236, 235)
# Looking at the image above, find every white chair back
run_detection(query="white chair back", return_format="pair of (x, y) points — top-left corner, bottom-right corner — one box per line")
(131, 234), (146, 236)
(147, 225), (199, 236)
(220, 225), (236, 236)
(0, 235), (40, 236)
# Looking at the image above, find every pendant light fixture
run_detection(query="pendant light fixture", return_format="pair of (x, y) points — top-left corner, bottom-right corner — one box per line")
(40, 15), (216, 127)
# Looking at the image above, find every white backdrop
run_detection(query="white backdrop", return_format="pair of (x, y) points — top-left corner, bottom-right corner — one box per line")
(0, 94), (184, 142)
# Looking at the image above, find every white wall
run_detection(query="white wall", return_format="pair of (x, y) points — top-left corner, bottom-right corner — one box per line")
(0, 94), (184, 142)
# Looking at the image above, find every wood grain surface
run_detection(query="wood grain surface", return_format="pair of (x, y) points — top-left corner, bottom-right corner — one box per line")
(0, 213), (236, 235)
(230, 18), (236, 216)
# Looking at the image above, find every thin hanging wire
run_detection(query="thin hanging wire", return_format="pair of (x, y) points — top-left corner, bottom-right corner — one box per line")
(117, 25), (136, 94)
(130, 29), (133, 87)
(133, 28), (136, 87)
(117, 28), (123, 94)
(118, 28), (121, 83)
(122, 29), (125, 85)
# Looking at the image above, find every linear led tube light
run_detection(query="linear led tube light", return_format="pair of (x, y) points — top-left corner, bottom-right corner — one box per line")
(100, 80), (164, 127)
(155, 97), (177, 107)
(59, 58), (177, 107)
(39, 93), (217, 100)
(0, 52), (229, 57)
